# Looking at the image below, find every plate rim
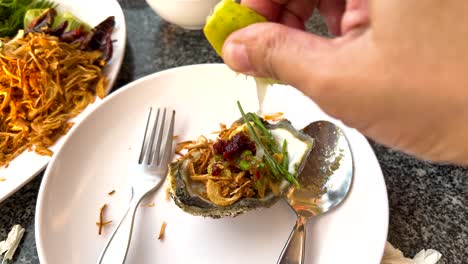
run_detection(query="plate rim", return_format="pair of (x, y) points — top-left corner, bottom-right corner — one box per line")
(35, 63), (389, 263)
(0, 0), (127, 203)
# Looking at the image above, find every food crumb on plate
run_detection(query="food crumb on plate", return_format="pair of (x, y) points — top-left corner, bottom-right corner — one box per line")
(143, 202), (155, 207)
(158, 222), (167, 240)
(108, 190), (116, 196)
(97, 204), (111, 235)
(0, 177), (5, 182)
(95, 221), (112, 226)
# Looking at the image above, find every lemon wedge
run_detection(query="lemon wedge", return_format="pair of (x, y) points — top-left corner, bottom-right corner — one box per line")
(204, 0), (280, 113)
(203, 0), (267, 56)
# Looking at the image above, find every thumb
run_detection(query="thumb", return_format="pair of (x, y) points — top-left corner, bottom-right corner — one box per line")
(221, 22), (355, 95)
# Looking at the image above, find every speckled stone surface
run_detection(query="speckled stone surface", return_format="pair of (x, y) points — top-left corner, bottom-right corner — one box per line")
(371, 142), (468, 264)
(0, 0), (467, 263)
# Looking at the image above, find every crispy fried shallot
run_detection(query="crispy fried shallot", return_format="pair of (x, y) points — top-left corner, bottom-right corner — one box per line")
(175, 122), (272, 207)
(0, 32), (108, 167)
(263, 112), (284, 121)
(95, 220), (112, 226)
(97, 203), (109, 235)
(158, 222), (167, 240)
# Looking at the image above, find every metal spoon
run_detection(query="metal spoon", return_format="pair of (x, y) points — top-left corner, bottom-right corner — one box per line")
(277, 120), (354, 264)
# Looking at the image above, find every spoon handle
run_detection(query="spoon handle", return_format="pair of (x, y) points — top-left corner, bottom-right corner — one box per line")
(277, 215), (308, 264)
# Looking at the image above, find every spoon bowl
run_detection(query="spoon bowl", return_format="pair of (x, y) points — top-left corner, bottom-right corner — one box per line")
(277, 120), (354, 264)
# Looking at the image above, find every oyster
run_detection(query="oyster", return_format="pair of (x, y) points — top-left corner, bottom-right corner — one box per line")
(169, 115), (314, 218)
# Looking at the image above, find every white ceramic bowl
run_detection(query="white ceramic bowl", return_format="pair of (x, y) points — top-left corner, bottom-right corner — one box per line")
(146, 0), (221, 30)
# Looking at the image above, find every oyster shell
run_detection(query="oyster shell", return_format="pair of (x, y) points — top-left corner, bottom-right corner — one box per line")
(169, 117), (314, 218)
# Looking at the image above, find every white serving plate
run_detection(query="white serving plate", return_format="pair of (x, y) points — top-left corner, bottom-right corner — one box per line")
(36, 64), (388, 264)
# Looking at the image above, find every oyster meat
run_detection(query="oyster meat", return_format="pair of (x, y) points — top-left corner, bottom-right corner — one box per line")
(169, 113), (314, 218)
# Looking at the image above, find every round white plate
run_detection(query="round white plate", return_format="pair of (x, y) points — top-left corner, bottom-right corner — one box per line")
(0, 0), (126, 202)
(36, 64), (388, 264)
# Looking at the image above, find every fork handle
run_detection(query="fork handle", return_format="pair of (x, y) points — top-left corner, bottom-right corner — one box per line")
(97, 191), (144, 264)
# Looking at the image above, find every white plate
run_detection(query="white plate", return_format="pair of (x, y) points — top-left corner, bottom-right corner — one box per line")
(36, 64), (389, 264)
(0, 0), (126, 202)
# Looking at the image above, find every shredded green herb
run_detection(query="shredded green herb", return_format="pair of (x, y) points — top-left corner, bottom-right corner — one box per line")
(0, 0), (55, 37)
(237, 101), (300, 188)
(282, 139), (288, 169)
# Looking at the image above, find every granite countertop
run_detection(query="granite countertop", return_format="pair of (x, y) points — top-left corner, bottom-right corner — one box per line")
(0, 0), (467, 263)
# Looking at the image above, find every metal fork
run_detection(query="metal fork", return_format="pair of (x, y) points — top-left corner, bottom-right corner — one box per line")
(97, 107), (175, 264)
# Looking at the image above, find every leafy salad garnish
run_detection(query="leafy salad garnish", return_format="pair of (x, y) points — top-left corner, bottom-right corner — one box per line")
(0, 0), (55, 37)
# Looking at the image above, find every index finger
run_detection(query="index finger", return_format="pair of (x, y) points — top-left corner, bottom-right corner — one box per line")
(241, 0), (282, 21)
(242, 0), (318, 28)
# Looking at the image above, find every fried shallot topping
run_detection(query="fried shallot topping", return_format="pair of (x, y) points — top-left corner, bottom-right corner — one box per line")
(175, 121), (281, 207)
(158, 222), (167, 240)
(97, 203), (110, 235)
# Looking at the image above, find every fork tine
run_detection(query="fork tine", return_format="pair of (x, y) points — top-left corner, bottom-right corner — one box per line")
(159, 110), (175, 166)
(149, 108), (167, 165)
(146, 108), (161, 165)
(138, 107), (152, 164)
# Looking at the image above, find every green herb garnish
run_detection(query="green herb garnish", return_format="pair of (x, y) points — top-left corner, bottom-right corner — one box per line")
(247, 112), (278, 152)
(237, 101), (300, 188)
(281, 139), (289, 170)
(239, 159), (250, 171)
(0, 0), (55, 37)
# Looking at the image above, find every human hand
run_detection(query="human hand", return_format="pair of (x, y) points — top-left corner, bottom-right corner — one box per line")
(222, 0), (468, 164)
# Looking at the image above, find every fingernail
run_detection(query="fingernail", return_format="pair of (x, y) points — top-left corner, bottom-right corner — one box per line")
(223, 42), (251, 73)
